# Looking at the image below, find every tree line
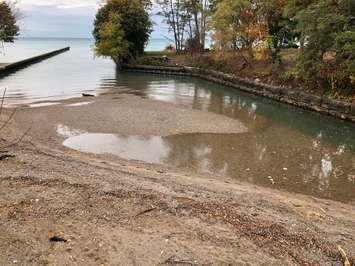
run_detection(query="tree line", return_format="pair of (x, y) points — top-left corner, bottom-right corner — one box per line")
(94, 0), (354, 94)
(155, 0), (354, 94)
(93, 0), (354, 94)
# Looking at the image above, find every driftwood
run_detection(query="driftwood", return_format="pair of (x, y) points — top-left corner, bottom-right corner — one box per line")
(338, 245), (350, 266)
(82, 93), (95, 97)
(49, 236), (67, 243)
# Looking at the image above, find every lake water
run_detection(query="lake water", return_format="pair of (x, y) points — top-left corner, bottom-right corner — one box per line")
(0, 38), (170, 104)
(0, 38), (354, 202)
(0, 38), (169, 62)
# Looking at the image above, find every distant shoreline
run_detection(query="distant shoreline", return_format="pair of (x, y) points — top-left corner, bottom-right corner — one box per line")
(15, 36), (168, 41)
(4, 37), (169, 52)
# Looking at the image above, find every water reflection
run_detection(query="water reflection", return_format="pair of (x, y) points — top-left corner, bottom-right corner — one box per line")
(61, 126), (355, 202)
(1, 40), (354, 202)
(0, 39), (115, 106)
(63, 73), (355, 202)
(63, 133), (170, 164)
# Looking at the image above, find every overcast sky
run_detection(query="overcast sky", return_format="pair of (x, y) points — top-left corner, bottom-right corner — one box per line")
(15, 0), (168, 38)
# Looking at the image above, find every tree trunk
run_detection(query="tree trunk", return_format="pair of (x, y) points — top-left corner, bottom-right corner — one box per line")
(192, 0), (201, 52)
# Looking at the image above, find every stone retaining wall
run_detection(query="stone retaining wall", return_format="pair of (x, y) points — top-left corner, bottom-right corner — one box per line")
(124, 64), (355, 123)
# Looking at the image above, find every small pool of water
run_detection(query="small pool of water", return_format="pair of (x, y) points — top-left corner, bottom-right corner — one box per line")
(63, 133), (170, 164)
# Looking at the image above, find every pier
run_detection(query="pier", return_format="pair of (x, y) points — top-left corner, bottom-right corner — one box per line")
(0, 47), (70, 76)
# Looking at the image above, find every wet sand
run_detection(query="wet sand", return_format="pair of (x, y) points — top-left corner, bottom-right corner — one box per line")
(0, 95), (354, 265)
(11, 93), (247, 138)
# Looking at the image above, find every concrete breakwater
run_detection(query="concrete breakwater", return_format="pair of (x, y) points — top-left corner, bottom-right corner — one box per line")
(123, 64), (355, 123)
(0, 47), (70, 75)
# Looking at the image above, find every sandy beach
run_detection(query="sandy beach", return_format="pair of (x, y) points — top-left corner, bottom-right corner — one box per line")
(0, 94), (354, 265)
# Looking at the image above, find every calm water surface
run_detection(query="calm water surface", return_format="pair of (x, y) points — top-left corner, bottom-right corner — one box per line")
(0, 38), (354, 202)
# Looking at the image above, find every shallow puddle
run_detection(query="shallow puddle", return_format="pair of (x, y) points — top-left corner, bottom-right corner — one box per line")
(66, 101), (93, 107)
(29, 102), (60, 108)
(63, 133), (169, 164)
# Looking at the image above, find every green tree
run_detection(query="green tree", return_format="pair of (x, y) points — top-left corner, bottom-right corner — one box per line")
(93, 0), (152, 65)
(0, 1), (19, 43)
(95, 13), (129, 65)
(294, 0), (355, 94)
(261, 0), (299, 63)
